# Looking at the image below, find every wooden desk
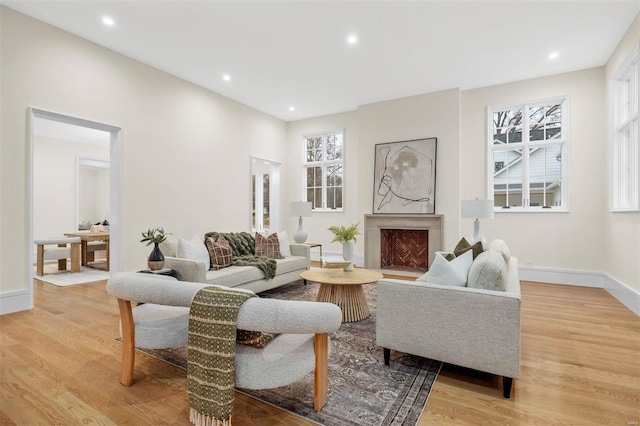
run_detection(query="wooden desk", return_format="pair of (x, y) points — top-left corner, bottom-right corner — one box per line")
(300, 268), (383, 322)
(64, 231), (110, 270)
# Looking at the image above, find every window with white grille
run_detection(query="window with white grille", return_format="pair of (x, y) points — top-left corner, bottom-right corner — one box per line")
(302, 129), (344, 211)
(610, 44), (639, 211)
(488, 96), (569, 211)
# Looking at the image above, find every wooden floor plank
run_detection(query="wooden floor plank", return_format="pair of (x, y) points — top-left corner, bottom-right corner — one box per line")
(0, 278), (638, 425)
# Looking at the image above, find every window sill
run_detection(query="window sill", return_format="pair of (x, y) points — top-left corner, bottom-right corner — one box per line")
(494, 207), (569, 213)
(311, 208), (344, 213)
(610, 207), (639, 213)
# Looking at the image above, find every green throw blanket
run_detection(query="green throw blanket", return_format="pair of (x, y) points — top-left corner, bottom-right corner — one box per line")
(188, 286), (255, 426)
(205, 231), (277, 279)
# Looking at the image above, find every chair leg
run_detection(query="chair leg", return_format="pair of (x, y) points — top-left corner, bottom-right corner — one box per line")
(117, 299), (136, 386)
(383, 348), (390, 366)
(503, 377), (513, 398)
(313, 333), (329, 412)
(37, 245), (45, 276)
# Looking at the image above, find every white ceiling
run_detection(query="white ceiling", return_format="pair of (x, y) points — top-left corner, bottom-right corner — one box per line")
(3, 1), (639, 121)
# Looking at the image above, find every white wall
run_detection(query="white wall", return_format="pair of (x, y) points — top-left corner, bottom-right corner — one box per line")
(0, 7), (287, 311)
(285, 111), (359, 259)
(78, 166), (110, 226)
(33, 136), (109, 241)
(604, 14), (640, 294)
(461, 67), (608, 274)
(285, 89), (461, 260)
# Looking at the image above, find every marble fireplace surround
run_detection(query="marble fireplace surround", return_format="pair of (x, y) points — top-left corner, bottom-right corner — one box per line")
(364, 214), (443, 275)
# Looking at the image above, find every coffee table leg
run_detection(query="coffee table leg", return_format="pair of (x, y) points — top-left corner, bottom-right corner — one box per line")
(317, 283), (370, 322)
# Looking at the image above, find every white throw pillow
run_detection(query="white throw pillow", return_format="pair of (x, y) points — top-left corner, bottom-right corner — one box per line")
(177, 236), (210, 270)
(417, 250), (473, 287)
(277, 230), (291, 257)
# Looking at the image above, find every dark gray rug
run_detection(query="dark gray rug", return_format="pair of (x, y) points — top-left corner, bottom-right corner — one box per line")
(139, 280), (441, 426)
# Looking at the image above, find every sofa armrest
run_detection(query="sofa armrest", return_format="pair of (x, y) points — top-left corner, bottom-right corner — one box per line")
(290, 244), (311, 268)
(376, 260), (521, 379)
(237, 298), (341, 334)
(106, 272), (208, 306)
(164, 256), (207, 283)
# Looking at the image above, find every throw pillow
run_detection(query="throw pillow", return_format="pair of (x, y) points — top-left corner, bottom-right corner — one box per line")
(159, 236), (178, 258)
(236, 329), (278, 349)
(277, 230), (292, 257)
(489, 239), (511, 264)
(255, 232), (284, 259)
(453, 237), (483, 259)
(177, 236), (211, 270)
(467, 250), (507, 291)
(416, 250), (473, 287)
(205, 236), (233, 270)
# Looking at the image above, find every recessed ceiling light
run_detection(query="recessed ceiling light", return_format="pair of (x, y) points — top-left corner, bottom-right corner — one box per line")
(548, 51), (559, 60)
(347, 35), (358, 45)
(289, 106), (296, 111)
(223, 74), (231, 81)
(102, 17), (115, 26)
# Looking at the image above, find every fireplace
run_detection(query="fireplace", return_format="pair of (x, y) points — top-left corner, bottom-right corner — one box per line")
(364, 214), (443, 276)
(380, 229), (429, 272)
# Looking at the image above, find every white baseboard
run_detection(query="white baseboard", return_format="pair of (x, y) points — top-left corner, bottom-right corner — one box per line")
(0, 289), (33, 315)
(519, 266), (640, 316)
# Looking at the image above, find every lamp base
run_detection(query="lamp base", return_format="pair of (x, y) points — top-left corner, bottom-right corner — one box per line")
(293, 216), (308, 243)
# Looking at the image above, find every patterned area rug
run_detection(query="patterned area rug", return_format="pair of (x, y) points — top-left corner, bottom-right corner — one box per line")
(140, 280), (441, 426)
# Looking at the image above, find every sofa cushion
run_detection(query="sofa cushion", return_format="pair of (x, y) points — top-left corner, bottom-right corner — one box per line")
(204, 256), (308, 287)
(467, 250), (507, 291)
(278, 231), (292, 257)
(489, 239), (511, 264)
(255, 232), (284, 259)
(453, 237), (483, 259)
(417, 250), (473, 287)
(159, 236), (178, 258)
(205, 236), (233, 270)
(177, 236), (210, 270)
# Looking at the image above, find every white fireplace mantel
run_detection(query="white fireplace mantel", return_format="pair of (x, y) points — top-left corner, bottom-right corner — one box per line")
(364, 214), (443, 273)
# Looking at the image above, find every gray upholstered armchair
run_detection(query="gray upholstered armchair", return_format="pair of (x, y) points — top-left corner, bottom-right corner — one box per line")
(106, 272), (342, 411)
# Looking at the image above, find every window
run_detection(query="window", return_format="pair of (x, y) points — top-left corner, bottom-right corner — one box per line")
(610, 44), (639, 211)
(488, 96), (569, 210)
(302, 129), (344, 210)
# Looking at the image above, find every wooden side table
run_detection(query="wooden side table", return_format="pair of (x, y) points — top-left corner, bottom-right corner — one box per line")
(300, 268), (383, 322)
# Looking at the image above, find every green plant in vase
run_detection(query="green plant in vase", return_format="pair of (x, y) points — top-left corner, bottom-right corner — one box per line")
(328, 223), (360, 271)
(140, 227), (171, 270)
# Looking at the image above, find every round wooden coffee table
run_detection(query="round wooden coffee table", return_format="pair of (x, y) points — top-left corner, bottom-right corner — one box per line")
(300, 268), (383, 322)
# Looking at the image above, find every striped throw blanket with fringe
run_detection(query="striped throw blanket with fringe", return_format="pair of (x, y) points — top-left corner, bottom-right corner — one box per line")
(188, 286), (255, 426)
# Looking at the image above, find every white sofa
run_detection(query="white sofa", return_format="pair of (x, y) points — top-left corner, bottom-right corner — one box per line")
(161, 235), (310, 294)
(376, 248), (521, 398)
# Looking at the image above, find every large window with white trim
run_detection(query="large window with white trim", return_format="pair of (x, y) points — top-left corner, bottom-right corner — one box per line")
(610, 44), (639, 211)
(302, 129), (344, 211)
(488, 96), (569, 211)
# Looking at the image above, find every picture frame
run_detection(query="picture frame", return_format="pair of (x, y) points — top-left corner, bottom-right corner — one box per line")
(372, 137), (437, 214)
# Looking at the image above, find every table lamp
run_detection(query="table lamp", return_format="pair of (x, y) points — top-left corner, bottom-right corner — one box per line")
(461, 199), (494, 247)
(290, 201), (312, 243)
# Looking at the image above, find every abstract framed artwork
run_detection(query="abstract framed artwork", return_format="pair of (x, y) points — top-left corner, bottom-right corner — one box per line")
(373, 137), (437, 214)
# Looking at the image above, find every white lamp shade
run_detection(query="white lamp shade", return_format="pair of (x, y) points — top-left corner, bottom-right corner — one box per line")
(461, 199), (494, 219)
(290, 201), (312, 217)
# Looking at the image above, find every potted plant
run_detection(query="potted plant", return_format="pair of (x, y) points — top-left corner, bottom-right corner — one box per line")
(140, 227), (171, 270)
(328, 223), (360, 271)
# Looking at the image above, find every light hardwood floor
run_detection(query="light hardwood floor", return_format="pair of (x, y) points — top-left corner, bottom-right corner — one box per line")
(0, 276), (638, 425)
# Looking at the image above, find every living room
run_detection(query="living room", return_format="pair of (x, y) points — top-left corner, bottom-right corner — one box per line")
(0, 2), (638, 425)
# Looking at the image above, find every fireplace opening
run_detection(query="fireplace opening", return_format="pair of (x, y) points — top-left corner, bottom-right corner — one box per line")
(380, 229), (429, 274)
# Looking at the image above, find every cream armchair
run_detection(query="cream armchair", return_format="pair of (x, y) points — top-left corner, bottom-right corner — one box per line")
(106, 272), (342, 411)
